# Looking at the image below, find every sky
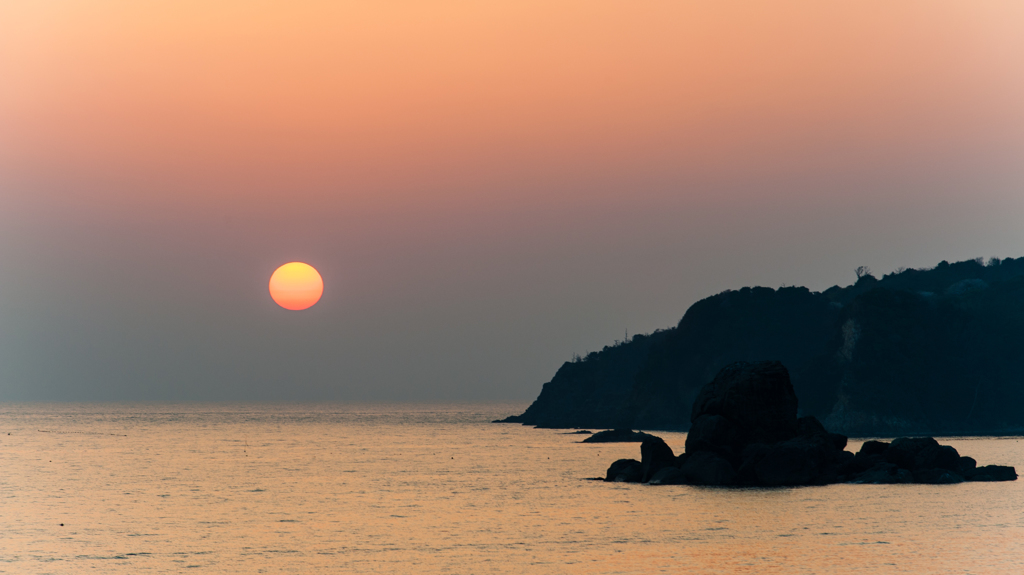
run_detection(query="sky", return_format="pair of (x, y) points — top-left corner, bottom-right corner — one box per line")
(2, 1), (1023, 402)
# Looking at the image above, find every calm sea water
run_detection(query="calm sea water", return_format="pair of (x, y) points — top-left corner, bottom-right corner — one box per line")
(2, 403), (1022, 574)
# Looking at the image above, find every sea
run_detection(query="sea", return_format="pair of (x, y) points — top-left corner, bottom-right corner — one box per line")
(2, 403), (1022, 574)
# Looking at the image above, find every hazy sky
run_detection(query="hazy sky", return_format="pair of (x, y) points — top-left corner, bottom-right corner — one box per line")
(2, 1), (1023, 402)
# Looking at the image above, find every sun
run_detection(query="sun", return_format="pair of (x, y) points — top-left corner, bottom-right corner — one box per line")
(269, 262), (324, 310)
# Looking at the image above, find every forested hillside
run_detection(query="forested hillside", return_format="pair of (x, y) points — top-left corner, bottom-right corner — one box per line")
(499, 257), (1024, 436)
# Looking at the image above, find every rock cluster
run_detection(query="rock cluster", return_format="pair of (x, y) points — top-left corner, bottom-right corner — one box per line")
(604, 361), (1017, 486)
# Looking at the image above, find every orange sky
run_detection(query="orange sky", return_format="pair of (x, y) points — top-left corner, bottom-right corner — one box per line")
(2, 2), (1023, 401)
(3, 1), (1022, 211)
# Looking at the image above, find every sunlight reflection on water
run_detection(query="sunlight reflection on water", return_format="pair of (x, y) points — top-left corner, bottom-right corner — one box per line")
(2, 403), (1022, 574)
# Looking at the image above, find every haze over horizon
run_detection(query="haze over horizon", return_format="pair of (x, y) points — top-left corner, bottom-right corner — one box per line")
(2, 1), (1023, 402)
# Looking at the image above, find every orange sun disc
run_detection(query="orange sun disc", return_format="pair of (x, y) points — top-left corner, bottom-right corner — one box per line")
(269, 262), (324, 310)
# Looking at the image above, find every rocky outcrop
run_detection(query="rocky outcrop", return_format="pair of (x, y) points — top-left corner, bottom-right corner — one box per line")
(686, 361), (799, 454)
(604, 361), (1017, 487)
(680, 361), (851, 486)
(838, 436), (1017, 484)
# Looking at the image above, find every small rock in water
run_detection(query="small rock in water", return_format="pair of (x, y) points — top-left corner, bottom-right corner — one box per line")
(605, 459), (642, 483)
(582, 429), (658, 443)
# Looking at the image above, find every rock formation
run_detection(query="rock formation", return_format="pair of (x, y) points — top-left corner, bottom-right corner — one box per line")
(604, 361), (1017, 486)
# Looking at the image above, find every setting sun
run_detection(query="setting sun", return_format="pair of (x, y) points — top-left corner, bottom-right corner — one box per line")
(269, 262), (323, 311)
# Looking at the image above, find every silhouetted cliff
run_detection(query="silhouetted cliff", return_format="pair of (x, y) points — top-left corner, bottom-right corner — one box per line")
(498, 257), (1024, 435)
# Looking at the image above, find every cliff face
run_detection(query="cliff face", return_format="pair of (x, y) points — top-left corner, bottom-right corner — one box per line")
(499, 257), (1024, 435)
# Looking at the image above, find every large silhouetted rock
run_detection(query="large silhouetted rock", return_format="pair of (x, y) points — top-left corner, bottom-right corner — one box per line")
(688, 361), (798, 452)
(682, 362), (850, 486)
